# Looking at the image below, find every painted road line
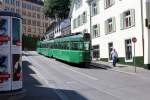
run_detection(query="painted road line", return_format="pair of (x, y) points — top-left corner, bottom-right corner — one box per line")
(23, 56), (70, 100)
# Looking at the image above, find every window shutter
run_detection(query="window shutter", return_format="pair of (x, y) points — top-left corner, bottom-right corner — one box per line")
(104, 0), (107, 9)
(112, 17), (116, 32)
(91, 26), (94, 38)
(75, 19), (77, 28)
(130, 9), (135, 27)
(120, 13), (124, 30)
(91, 4), (94, 16)
(97, 1), (100, 14)
(105, 20), (108, 34)
(112, 0), (115, 5)
(98, 24), (100, 37)
(81, 14), (83, 25)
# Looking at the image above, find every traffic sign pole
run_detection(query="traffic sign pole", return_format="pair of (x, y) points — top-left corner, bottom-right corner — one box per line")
(132, 37), (137, 73)
(134, 43), (136, 72)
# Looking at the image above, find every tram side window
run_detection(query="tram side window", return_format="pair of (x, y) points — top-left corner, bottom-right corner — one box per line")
(71, 42), (78, 50)
(49, 43), (53, 49)
(71, 42), (83, 50)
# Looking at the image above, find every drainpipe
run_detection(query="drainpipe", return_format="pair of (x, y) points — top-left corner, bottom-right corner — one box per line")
(140, 0), (145, 66)
(87, 1), (92, 34)
(86, 0), (93, 60)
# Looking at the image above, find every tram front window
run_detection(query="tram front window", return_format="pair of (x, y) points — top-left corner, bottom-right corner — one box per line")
(84, 42), (90, 51)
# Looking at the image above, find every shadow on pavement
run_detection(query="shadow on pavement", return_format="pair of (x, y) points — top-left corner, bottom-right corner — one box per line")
(22, 53), (38, 57)
(54, 59), (103, 69)
(22, 61), (88, 100)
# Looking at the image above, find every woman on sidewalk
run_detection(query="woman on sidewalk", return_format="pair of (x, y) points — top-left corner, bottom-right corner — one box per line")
(111, 49), (118, 67)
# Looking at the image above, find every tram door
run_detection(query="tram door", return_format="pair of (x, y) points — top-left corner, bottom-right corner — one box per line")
(0, 12), (22, 92)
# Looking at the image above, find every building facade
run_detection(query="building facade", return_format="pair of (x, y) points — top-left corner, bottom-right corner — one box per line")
(45, 19), (71, 40)
(0, 0), (51, 37)
(70, 0), (150, 68)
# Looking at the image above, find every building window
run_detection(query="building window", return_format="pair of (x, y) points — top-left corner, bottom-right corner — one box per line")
(125, 39), (132, 61)
(5, 0), (10, 4)
(11, 8), (15, 12)
(22, 19), (26, 24)
(32, 20), (36, 26)
(28, 26), (31, 32)
(28, 19), (31, 25)
(108, 42), (113, 60)
(75, 0), (82, 10)
(37, 14), (41, 19)
(22, 3), (26, 8)
(120, 9), (135, 29)
(92, 24), (100, 38)
(16, 1), (20, 7)
(28, 12), (31, 17)
(92, 45), (100, 60)
(82, 11), (87, 24)
(104, 0), (115, 9)
(91, 1), (99, 16)
(4, 7), (10, 11)
(105, 17), (116, 34)
(16, 9), (20, 14)
(23, 26), (26, 34)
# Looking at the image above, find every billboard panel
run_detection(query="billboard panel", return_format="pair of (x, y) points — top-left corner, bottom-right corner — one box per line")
(0, 16), (11, 91)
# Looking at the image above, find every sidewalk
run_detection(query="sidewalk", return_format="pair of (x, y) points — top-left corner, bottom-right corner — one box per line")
(91, 61), (150, 78)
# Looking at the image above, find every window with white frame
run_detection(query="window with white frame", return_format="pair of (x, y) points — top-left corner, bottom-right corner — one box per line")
(125, 39), (132, 61)
(104, 0), (115, 9)
(91, 1), (99, 16)
(75, 0), (82, 10)
(82, 11), (87, 24)
(92, 45), (100, 60)
(92, 24), (100, 38)
(105, 17), (116, 34)
(120, 9), (135, 29)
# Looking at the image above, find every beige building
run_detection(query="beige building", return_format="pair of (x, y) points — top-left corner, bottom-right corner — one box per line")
(0, 0), (51, 37)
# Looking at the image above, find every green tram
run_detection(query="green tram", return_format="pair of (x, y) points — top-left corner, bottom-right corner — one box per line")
(37, 32), (91, 65)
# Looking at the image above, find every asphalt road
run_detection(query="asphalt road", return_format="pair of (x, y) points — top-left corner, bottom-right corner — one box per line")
(22, 51), (150, 100)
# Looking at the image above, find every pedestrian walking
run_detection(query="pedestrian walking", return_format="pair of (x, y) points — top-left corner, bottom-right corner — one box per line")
(111, 49), (118, 67)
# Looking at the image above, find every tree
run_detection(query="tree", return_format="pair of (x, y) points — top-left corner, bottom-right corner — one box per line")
(44, 0), (72, 20)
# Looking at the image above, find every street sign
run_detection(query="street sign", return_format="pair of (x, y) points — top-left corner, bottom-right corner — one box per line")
(132, 37), (137, 43)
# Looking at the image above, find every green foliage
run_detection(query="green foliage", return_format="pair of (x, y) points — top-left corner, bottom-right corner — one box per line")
(22, 35), (40, 51)
(44, 0), (72, 19)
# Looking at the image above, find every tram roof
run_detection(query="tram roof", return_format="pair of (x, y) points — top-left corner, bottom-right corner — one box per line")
(54, 34), (84, 42)
(39, 32), (90, 43)
(0, 11), (21, 18)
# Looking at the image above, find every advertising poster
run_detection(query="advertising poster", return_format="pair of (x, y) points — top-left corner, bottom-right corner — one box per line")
(0, 16), (9, 46)
(0, 55), (11, 91)
(0, 16), (11, 91)
(12, 54), (22, 90)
